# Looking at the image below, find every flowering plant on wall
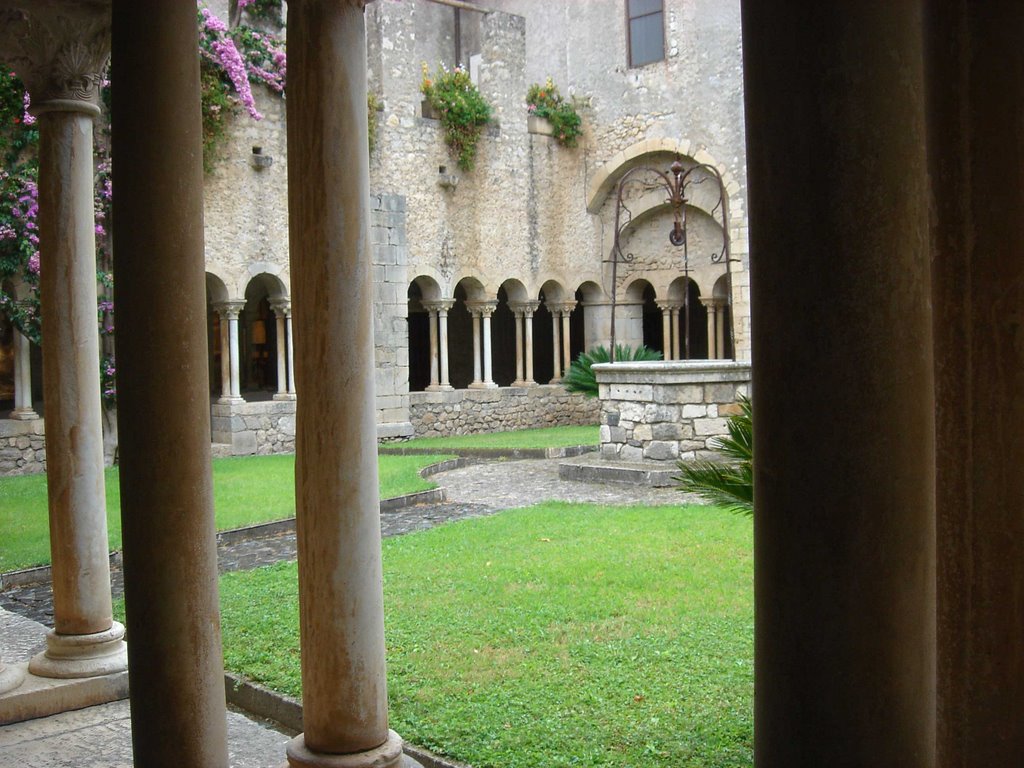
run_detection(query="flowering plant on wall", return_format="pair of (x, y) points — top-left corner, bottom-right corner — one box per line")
(526, 77), (582, 148)
(421, 62), (492, 172)
(198, 4), (286, 170)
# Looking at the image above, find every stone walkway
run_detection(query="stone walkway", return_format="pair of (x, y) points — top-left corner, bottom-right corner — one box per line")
(0, 454), (689, 767)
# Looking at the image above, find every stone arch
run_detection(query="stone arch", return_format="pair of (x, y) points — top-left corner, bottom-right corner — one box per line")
(244, 262), (290, 298)
(206, 272), (231, 397)
(667, 275), (708, 359)
(710, 273), (734, 359)
(586, 138), (741, 215)
(447, 276), (488, 389)
(407, 275), (444, 392)
(492, 279), (529, 387)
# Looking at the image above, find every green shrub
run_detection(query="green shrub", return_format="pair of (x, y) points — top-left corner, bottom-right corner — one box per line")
(563, 344), (663, 398)
(676, 395), (753, 516)
(526, 77), (583, 147)
(421, 63), (491, 171)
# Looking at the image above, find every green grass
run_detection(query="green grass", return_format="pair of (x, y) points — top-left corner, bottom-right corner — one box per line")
(219, 502), (754, 768)
(396, 424), (599, 451)
(0, 453), (452, 572)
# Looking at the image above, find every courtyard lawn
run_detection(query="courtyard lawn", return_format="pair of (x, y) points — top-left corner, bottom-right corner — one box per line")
(0, 452), (452, 572)
(393, 424), (599, 451)
(219, 502), (754, 768)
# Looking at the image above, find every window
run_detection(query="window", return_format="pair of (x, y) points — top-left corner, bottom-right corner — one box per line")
(628, 0), (665, 68)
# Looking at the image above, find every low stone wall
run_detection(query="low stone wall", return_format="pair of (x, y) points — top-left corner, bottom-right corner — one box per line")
(594, 361), (751, 462)
(211, 399), (296, 456)
(0, 418), (46, 475)
(408, 385), (599, 438)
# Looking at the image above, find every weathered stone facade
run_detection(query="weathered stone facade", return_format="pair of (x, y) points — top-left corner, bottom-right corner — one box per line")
(595, 361), (750, 462)
(409, 385), (599, 438)
(0, 0), (751, 466)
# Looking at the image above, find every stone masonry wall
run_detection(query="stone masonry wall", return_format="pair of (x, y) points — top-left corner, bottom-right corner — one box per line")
(211, 400), (295, 457)
(371, 194), (414, 438)
(595, 361), (751, 462)
(0, 418), (46, 475)
(409, 385), (599, 438)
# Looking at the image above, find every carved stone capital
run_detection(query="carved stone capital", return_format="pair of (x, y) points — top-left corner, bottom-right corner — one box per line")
(0, 2), (111, 115)
(269, 298), (291, 318)
(214, 300), (247, 320)
(466, 300), (498, 318)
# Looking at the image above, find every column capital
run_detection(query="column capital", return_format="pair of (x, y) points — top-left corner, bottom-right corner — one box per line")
(701, 297), (726, 310)
(421, 299), (453, 313)
(466, 299), (498, 318)
(656, 300), (683, 312)
(551, 301), (577, 316)
(509, 300), (540, 317)
(214, 300), (247, 319)
(0, 3), (111, 116)
(269, 298), (291, 317)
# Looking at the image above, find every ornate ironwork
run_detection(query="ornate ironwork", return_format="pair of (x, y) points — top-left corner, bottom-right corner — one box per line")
(605, 155), (735, 362)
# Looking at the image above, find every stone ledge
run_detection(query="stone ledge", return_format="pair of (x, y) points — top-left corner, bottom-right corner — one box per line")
(557, 456), (677, 488)
(593, 360), (751, 385)
(0, 666), (129, 726)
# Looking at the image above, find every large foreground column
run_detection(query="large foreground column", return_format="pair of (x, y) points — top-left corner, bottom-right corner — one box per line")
(12, 7), (127, 680)
(927, 5), (1024, 765)
(743, 3), (935, 765)
(112, 1), (228, 764)
(286, 2), (413, 766)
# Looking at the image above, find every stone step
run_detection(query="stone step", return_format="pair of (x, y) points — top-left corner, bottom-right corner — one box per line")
(557, 455), (677, 487)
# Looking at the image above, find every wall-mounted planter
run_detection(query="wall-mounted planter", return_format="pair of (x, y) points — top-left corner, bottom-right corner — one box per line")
(527, 114), (554, 136)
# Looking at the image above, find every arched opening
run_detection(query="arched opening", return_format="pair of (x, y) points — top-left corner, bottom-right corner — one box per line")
(712, 273), (734, 360)
(641, 282), (662, 355)
(406, 278), (433, 392)
(569, 287), (587, 365)
(206, 273), (229, 398)
(492, 286), (516, 386)
(0, 310), (15, 414)
(449, 277), (486, 389)
(242, 274), (287, 398)
(669, 276), (709, 359)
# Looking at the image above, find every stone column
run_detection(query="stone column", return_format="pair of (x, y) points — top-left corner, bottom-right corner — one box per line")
(111, 1), (229, 763)
(213, 302), (233, 402)
(467, 305), (484, 388)
(286, 308), (296, 396)
(670, 305), (682, 360)
(271, 299), (294, 400)
(10, 329), (37, 420)
(927, 4), (1024, 764)
(559, 304), (575, 374)
(550, 305), (562, 382)
(285, 2), (414, 765)
(3, 6), (128, 681)
(743, 3), (935, 765)
(509, 304), (527, 386)
(224, 301), (245, 400)
(469, 300), (497, 388)
(523, 300), (538, 384)
(422, 301), (442, 390)
(656, 301), (674, 360)
(702, 299), (720, 360)
(437, 299), (454, 390)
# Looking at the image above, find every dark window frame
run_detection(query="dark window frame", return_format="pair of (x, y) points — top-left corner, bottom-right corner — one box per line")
(627, 0), (666, 68)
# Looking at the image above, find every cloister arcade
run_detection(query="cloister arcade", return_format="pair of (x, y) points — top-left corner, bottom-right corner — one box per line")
(405, 272), (732, 393)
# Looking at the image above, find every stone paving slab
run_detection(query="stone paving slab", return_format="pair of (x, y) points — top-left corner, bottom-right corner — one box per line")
(0, 698), (292, 768)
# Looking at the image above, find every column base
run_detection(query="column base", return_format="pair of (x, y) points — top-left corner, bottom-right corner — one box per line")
(467, 382), (487, 389)
(482, 381), (499, 389)
(285, 730), (421, 768)
(273, 393), (298, 401)
(511, 379), (533, 387)
(28, 621), (128, 679)
(218, 396), (245, 405)
(0, 663), (25, 696)
(9, 408), (39, 421)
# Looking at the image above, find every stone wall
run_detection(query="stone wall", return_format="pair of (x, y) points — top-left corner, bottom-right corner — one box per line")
(595, 361), (750, 462)
(409, 385), (599, 438)
(371, 194), (414, 439)
(0, 418), (46, 475)
(211, 400), (295, 457)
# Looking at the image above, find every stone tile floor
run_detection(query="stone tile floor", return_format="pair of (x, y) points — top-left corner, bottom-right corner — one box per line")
(0, 455), (689, 767)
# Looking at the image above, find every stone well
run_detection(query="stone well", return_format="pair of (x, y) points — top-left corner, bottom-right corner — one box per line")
(593, 360), (751, 462)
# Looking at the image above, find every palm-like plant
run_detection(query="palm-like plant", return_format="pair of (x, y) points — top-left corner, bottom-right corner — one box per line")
(675, 395), (753, 516)
(563, 344), (662, 398)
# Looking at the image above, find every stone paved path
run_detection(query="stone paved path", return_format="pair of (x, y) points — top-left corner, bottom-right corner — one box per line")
(1, 456), (687, 627)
